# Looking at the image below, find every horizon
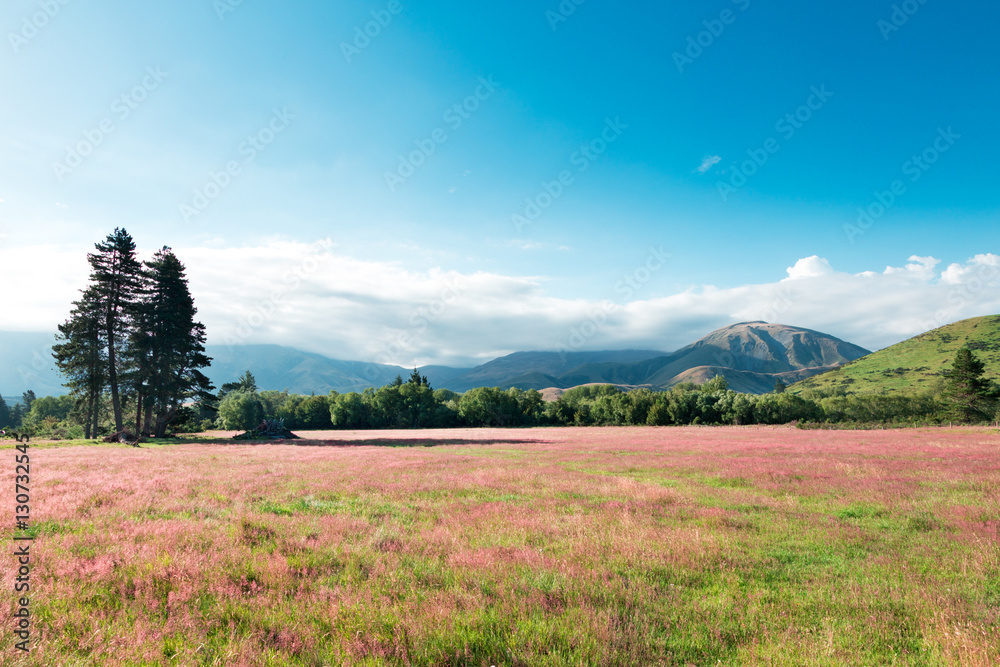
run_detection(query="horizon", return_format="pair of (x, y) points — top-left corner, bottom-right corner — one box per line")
(1, 1), (998, 368)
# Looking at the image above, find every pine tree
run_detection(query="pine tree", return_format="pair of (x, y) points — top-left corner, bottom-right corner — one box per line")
(87, 228), (144, 431)
(0, 395), (9, 428)
(941, 347), (996, 423)
(138, 247), (215, 437)
(220, 371), (257, 400)
(9, 403), (23, 429)
(21, 390), (36, 412)
(53, 286), (107, 438)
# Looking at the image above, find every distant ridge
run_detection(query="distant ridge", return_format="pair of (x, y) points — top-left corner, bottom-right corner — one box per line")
(0, 322), (870, 397)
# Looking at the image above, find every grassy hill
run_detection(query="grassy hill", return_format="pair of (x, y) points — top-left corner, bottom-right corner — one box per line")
(791, 315), (1000, 395)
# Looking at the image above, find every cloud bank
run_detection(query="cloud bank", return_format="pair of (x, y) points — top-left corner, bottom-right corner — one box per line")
(1, 240), (998, 367)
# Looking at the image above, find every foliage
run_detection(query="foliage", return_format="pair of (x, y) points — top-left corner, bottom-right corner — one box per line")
(130, 247), (215, 437)
(53, 231), (213, 438)
(217, 391), (266, 431)
(940, 347), (998, 423)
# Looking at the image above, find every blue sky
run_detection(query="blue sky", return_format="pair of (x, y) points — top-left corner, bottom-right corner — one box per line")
(1, 0), (998, 366)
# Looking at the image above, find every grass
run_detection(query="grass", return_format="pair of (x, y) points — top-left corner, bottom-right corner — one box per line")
(2, 426), (999, 665)
(791, 314), (1000, 395)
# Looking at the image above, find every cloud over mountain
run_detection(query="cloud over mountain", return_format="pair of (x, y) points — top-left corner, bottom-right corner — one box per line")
(1, 239), (997, 367)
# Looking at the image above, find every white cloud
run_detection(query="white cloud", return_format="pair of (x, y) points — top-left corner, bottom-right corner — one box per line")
(1, 241), (999, 366)
(940, 253), (999, 285)
(883, 255), (940, 279)
(784, 255), (833, 280)
(499, 239), (572, 252)
(696, 155), (722, 174)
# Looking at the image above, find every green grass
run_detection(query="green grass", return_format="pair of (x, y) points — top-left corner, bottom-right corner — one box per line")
(4, 427), (999, 665)
(791, 314), (1000, 395)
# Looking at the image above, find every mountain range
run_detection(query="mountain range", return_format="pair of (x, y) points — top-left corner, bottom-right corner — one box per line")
(0, 322), (869, 400)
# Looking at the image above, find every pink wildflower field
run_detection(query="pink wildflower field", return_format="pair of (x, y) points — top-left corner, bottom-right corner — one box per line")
(3, 426), (999, 666)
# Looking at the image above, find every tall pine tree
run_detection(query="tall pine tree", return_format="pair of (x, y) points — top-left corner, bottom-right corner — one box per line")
(87, 228), (143, 431)
(941, 347), (997, 423)
(53, 286), (107, 438)
(137, 247), (214, 437)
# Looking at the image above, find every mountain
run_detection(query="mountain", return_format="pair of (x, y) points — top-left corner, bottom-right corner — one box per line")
(203, 344), (436, 394)
(0, 335), (470, 398)
(0, 322), (869, 398)
(442, 350), (667, 392)
(0, 331), (63, 397)
(560, 322), (871, 394)
(790, 315), (1000, 395)
(206, 346), (494, 394)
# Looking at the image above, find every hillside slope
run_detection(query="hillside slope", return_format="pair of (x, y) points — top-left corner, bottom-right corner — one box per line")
(205, 345), (468, 394)
(791, 315), (1000, 395)
(443, 350), (666, 392)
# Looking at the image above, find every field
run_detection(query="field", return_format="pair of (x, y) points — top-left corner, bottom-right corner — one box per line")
(3, 426), (999, 666)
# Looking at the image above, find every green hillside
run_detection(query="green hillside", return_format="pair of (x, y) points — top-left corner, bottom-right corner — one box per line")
(791, 315), (1000, 395)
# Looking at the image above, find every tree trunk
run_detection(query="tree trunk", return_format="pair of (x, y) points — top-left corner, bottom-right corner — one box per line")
(142, 401), (154, 438)
(134, 391), (143, 438)
(155, 407), (172, 438)
(107, 313), (123, 431)
(91, 388), (100, 439)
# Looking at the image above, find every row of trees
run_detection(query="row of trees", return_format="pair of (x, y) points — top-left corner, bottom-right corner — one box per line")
(212, 369), (546, 432)
(0, 391), (34, 431)
(207, 347), (998, 432)
(52, 229), (213, 438)
(209, 379), (936, 431)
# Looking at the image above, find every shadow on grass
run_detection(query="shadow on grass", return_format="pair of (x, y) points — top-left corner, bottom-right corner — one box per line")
(200, 437), (548, 448)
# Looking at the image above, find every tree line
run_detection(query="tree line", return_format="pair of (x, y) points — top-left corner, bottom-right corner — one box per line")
(206, 347), (998, 432)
